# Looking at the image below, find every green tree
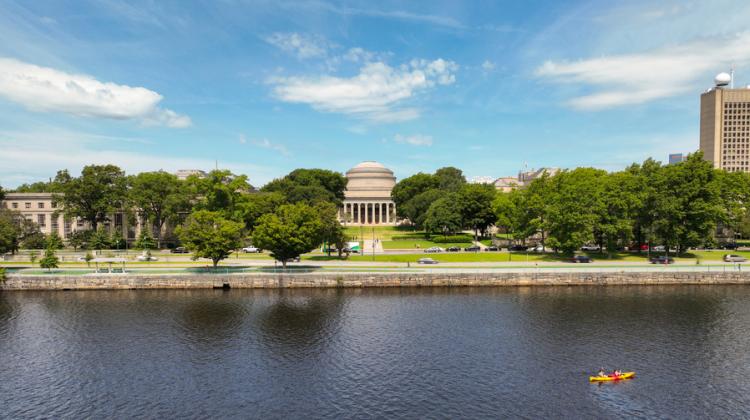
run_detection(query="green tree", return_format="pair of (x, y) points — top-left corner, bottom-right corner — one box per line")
(434, 167), (467, 192)
(29, 250), (39, 264)
(186, 169), (253, 221)
(128, 171), (188, 248)
(0, 209), (22, 254)
(315, 202), (346, 256)
(458, 183), (497, 241)
(594, 171), (641, 255)
(424, 194), (463, 236)
(67, 230), (91, 251)
(89, 227), (112, 250)
(133, 229), (157, 250)
(39, 247), (59, 272)
(177, 210), (244, 268)
(237, 191), (287, 231)
(55, 165), (128, 231)
(21, 231), (46, 249)
(252, 203), (324, 267)
(261, 168), (348, 206)
(45, 232), (65, 250)
(398, 189), (443, 229)
(391, 172), (438, 216)
(492, 190), (523, 241)
(111, 230), (127, 250)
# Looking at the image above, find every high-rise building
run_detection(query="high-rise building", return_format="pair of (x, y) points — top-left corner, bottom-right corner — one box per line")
(699, 71), (750, 172)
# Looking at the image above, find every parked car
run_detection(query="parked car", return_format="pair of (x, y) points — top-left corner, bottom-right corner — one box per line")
(464, 245), (481, 252)
(651, 245), (666, 252)
(484, 245), (499, 251)
(136, 254), (158, 262)
(446, 246), (461, 252)
(649, 256), (674, 264)
(570, 255), (592, 263)
(509, 245), (528, 252)
(170, 247), (188, 254)
(424, 246), (445, 253)
(724, 254), (748, 262)
(530, 245), (545, 252)
(285, 256), (301, 263)
(581, 245), (601, 252)
(242, 246), (261, 253)
(720, 243), (740, 250)
(417, 257), (439, 264)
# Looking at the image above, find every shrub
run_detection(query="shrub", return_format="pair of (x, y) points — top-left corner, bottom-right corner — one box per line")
(430, 235), (473, 243)
(0, 267), (5, 283)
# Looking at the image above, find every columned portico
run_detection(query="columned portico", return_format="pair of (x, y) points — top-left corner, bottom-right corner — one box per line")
(340, 162), (397, 226)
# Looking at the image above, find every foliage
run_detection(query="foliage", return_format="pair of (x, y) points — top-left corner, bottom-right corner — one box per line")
(424, 194), (463, 235)
(0, 209), (23, 254)
(45, 232), (65, 250)
(21, 231), (46, 249)
(128, 171), (189, 247)
(398, 189), (443, 229)
(111, 230), (127, 250)
(252, 203), (324, 267)
(55, 165), (128, 231)
(29, 250), (39, 264)
(261, 168), (347, 206)
(458, 183), (496, 240)
(39, 247), (59, 272)
(177, 210), (244, 268)
(67, 230), (91, 251)
(0, 267), (5, 283)
(133, 229), (157, 250)
(315, 202), (346, 256)
(237, 192), (287, 232)
(84, 251), (94, 267)
(434, 167), (467, 192)
(89, 228), (112, 250)
(429, 235), (474, 243)
(186, 169), (253, 221)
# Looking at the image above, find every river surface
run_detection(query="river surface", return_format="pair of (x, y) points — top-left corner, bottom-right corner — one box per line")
(2, 286), (750, 419)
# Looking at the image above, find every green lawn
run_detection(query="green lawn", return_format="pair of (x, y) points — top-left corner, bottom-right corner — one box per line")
(309, 251), (712, 263)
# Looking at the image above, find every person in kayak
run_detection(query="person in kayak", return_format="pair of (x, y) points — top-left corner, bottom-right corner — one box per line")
(597, 368), (607, 377)
(613, 369), (622, 377)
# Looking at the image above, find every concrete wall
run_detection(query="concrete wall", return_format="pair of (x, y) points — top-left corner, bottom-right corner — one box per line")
(4, 271), (750, 290)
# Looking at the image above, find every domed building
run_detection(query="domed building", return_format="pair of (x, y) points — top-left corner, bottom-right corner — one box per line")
(340, 161), (397, 225)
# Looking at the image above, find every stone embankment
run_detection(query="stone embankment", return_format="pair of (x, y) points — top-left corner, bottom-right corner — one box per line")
(3, 271), (750, 290)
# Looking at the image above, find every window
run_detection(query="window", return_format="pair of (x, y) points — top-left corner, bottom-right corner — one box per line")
(12, 202), (18, 209)
(51, 202), (57, 209)
(25, 202), (31, 209)
(38, 202), (44, 209)
(51, 216), (59, 230)
(37, 214), (46, 227)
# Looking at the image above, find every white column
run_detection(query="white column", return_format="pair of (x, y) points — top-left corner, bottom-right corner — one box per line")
(360, 203), (364, 224)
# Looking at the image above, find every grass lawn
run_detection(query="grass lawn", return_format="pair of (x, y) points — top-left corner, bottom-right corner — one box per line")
(309, 251), (708, 263)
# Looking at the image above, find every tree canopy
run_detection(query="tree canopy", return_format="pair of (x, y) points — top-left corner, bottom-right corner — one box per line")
(252, 203), (324, 267)
(177, 210), (244, 267)
(55, 165), (128, 231)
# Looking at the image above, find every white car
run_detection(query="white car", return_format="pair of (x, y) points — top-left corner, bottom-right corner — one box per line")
(242, 246), (261, 253)
(581, 245), (601, 252)
(652, 245), (666, 252)
(724, 254), (748, 263)
(417, 257), (439, 264)
(530, 245), (545, 252)
(136, 254), (158, 261)
(424, 246), (445, 253)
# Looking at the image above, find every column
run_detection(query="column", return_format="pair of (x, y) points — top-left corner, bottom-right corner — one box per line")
(375, 203), (380, 224)
(385, 203), (389, 224)
(360, 203), (365, 224)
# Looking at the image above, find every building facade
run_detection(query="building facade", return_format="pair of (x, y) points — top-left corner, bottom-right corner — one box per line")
(339, 161), (396, 225)
(700, 75), (750, 172)
(668, 153), (685, 165)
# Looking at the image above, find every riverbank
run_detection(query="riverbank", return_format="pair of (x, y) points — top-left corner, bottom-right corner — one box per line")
(3, 270), (750, 290)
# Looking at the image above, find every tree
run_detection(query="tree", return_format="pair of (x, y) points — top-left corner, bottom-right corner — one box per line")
(29, 250), (39, 264)
(261, 169), (348, 206)
(424, 194), (463, 236)
(434, 167), (466, 192)
(45, 232), (64, 250)
(177, 210), (244, 268)
(133, 229), (157, 251)
(111, 230), (127, 250)
(458, 183), (497, 241)
(39, 247), (59, 272)
(0, 209), (22, 254)
(21, 230), (46, 249)
(398, 189), (443, 229)
(128, 171), (188, 248)
(391, 173), (439, 216)
(89, 228), (112, 250)
(594, 171), (641, 255)
(252, 203), (324, 267)
(315, 202), (346, 256)
(492, 190), (522, 240)
(55, 165), (127, 231)
(67, 230), (91, 251)
(237, 191), (287, 232)
(186, 169), (253, 221)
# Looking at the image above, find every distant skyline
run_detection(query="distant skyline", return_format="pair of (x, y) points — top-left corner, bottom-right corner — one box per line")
(1, 0), (749, 188)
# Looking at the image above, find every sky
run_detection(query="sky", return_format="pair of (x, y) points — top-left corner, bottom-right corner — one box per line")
(1, 0), (750, 188)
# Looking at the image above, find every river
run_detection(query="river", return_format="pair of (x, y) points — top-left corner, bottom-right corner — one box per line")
(2, 286), (750, 418)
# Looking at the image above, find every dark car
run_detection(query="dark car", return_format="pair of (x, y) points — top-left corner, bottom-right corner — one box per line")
(649, 256), (675, 264)
(509, 245), (528, 252)
(484, 245), (499, 251)
(720, 243), (740, 250)
(170, 247), (188, 254)
(464, 245), (481, 252)
(570, 255), (592, 263)
(446, 246), (461, 252)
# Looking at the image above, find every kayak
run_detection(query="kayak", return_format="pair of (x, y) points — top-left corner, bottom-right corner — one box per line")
(589, 372), (635, 382)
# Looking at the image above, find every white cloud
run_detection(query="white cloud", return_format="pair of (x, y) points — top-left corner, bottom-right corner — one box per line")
(245, 136), (289, 156)
(535, 31), (750, 110)
(269, 58), (458, 122)
(481, 60), (495, 72)
(264, 32), (330, 59)
(394, 133), (433, 146)
(0, 57), (191, 127)
(0, 130), (272, 188)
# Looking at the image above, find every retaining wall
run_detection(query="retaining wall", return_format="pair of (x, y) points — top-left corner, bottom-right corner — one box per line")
(3, 271), (750, 290)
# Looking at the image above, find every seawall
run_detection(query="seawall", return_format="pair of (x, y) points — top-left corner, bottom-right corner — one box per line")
(3, 271), (750, 290)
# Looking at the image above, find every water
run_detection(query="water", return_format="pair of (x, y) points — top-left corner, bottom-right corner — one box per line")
(2, 286), (750, 418)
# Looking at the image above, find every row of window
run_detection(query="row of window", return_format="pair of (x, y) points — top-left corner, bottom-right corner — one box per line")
(724, 102), (750, 108)
(5, 201), (57, 209)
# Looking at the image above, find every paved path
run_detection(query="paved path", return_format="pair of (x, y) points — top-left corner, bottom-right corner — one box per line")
(362, 240), (384, 254)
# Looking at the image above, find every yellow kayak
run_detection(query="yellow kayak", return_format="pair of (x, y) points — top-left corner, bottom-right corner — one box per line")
(589, 372), (635, 382)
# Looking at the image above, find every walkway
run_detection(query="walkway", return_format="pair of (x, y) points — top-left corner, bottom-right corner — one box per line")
(361, 239), (384, 254)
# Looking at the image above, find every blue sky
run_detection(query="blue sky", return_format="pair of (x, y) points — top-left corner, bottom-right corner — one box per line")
(1, 0), (750, 187)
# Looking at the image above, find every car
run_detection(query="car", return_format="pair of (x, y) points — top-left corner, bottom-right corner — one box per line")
(570, 255), (592, 263)
(649, 256), (674, 264)
(242, 246), (261, 253)
(464, 245), (481, 252)
(424, 246), (444, 253)
(651, 245), (666, 252)
(170, 247), (188, 254)
(136, 254), (158, 262)
(720, 243), (740, 250)
(284, 256), (301, 263)
(417, 257), (439, 264)
(509, 245), (528, 252)
(724, 254), (747, 263)
(446, 246), (461, 252)
(581, 245), (601, 252)
(484, 245), (499, 251)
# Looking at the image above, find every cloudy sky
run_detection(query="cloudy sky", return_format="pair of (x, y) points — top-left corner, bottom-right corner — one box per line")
(1, 0), (749, 187)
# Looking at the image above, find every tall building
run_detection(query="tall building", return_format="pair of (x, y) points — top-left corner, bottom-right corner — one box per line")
(340, 161), (396, 225)
(699, 71), (750, 172)
(668, 153), (685, 165)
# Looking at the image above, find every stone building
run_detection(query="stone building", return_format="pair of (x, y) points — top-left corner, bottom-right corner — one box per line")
(339, 161), (397, 225)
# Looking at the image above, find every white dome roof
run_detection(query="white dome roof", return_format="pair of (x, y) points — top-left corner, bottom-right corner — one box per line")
(345, 161), (396, 199)
(353, 161), (386, 169)
(715, 72), (731, 86)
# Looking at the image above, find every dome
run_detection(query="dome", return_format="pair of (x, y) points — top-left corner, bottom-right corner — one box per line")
(345, 161), (396, 199)
(715, 72), (731, 86)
